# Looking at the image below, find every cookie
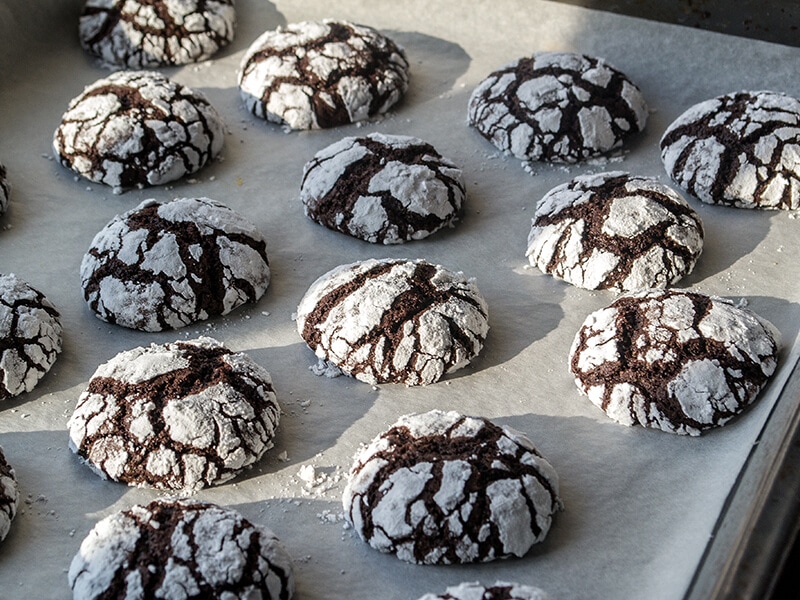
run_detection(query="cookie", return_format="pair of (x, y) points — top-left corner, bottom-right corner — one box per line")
(67, 337), (281, 491)
(526, 171), (704, 291)
(660, 90), (800, 209)
(0, 445), (18, 543)
(342, 410), (562, 565)
(53, 70), (224, 190)
(239, 19), (409, 130)
(79, 0), (237, 69)
(295, 258), (489, 386)
(300, 133), (465, 244)
(468, 51), (648, 163)
(0, 273), (63, 400)
(81, 196), (270, 332)
(68, 498), (295, 600)
(418, 582), (552, 600)
(0, 162), (9, 215)
(569, 289), (780, 435)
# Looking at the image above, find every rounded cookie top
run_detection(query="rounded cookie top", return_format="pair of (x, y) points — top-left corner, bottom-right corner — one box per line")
(526, 171), (704, 291)
(67, 337), (281, 491)
(569, 289), (780, 435)
(660, 90), (800, 209)
(81, 196), (270, 332)
(468, 51), (648, 163)
(295, 258), (489, 386)
(300, 132), (465, 244)
(79, 0), (237, 69)
(342, 409), (562, 565)
(0, 273), (63, 401)
(0, 163), (9, 215)
(68, 498), (295, 600)
(418, 581), (552, 600)
(239, 19), (409, 130)
(0, 445), (19, 543)
(53, 70), (224, 190)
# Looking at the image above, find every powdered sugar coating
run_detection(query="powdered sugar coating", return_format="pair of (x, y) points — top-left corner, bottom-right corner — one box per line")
(417, 581), (552, 600)
(343, 410), (562, 564)
(239, 19), (409, 130)
(569, 289), (780, 435)
(68, 498), (294, 599)
(468, 52), (648, 162)
(300, 133), (465, 244)
(0, 273), (63, 400)
(0, 163), (9, 215)
(79, 0), (236, 69)
(67, 337), (281, 491)
(81, 196), (270, 332)
(296, 258), (489, 386)
(53, 70), (224, 190)
(526, 171), (704, 291)
(0, 445), (18, 543)
(661, 90), (800, 209)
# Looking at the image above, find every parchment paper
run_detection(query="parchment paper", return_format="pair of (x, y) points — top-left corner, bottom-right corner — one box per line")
(1, 1), (800, 599)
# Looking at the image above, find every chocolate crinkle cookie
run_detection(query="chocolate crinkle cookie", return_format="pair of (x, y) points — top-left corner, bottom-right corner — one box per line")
(0, 162), (9, 215)
(660, 90), (800, 209)
(295, 258), (489, 386)
(53, 70), (224, 191)
(343, 410), (563, 565)
(79, 0), (237, 69)
(239, 19), (409, 130)
(300, 132), (465, 244)
(526, 171), (704, 291)
(81, 196), (270, 332)
(1, 273), (63, 401)
(417, 581), (552, 600)
(67, 337), (281, 491)
(468, 51), (648, 163)
(68, 498), (295, 600)
(0, 445), (19, 543)
(569, 289), (780, 435)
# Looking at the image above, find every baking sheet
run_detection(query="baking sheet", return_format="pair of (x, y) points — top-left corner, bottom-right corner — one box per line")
(2, 1), (800, 598)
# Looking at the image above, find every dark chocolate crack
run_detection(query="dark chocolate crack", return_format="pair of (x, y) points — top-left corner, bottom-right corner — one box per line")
(301, 135), (464, 243)
(72, 341), (278, 489)
(80, 0), (236, 68)
(347, 414), (560, 564)
(531, 173), (703, 290)
(241, 21), (408, 128)
(0, 277), (62, 400)
(570, 290), (778, 433)
(660, 91), (800, 209)
(301, 260), (487, 384)
(469, 53), (646, 162)
(82, 200), (268, 331)
(71, 500), (293, 599)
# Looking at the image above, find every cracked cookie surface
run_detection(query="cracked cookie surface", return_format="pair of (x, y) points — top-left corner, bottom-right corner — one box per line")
(81, 196), (270, 332)
(417, 581), (552, 600)
(68, 498), (295, 600)
(239, 19), (409, 130)
(343, 410), (562, 565)
(67, 337), (281, 491)
(79, 0), (236, 68)
(569, 289), (780, 435)
(468, 51), (648, 162)
(660, 90), (800, 209)
(526, 171), (704, 291)
(0, 163), (8, 215)
(300, 132), (465, 244)
(0, 445), (18, 543)
(295, 258), (489, 386)
(0, 273), (63, 400)
(53, 70), (224, 190)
